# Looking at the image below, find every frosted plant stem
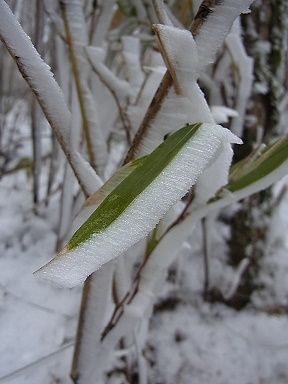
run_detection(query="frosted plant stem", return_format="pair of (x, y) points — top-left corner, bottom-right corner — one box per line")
(59, 0), (96, 170)
(134, 328), (148, 384)
(59, 0), (108, 175)
(152, 0), (173, 26)
(0, 0), (102, 197)
(124, 0), (251, 162)
(86, 54), (132, 145)
(71, 263), (115, 384)
(90, 0), (116, 46)
(56, 162), (75, 251)
(31, 0), (45, 208)
(225, 22), (253, 137)
(201, 217), (210, 300)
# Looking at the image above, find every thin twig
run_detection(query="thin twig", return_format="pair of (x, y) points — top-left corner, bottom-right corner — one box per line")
(201, 217), (210, 300)
(59, 0), (97, 169)
(86, 54), (132, 145)
(0, 342), (74, 384)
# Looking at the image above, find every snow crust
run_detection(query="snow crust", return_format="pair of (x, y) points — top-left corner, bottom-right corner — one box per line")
(35, 124), (241, 287)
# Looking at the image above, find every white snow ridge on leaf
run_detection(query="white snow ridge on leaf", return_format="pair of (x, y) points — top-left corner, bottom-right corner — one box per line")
(35, 123), (241, 288)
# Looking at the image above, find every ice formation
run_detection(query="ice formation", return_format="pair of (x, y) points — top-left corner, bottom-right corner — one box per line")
(35, 123), (241, 287)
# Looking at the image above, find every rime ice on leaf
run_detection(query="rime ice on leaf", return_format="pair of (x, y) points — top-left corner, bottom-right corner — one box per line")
(35, 123), (241, 287)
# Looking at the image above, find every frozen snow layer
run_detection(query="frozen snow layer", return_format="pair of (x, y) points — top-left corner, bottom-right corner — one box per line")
(35, 123), (241, 287)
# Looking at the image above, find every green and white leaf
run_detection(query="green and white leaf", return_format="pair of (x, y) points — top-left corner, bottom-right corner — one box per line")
(210, 136), (288, 204)
(35, 122), (241, 287)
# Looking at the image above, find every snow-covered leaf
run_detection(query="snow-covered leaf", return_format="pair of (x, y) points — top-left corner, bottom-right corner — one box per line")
(35, 123), (241, 287)
(228, 137), (288, 192)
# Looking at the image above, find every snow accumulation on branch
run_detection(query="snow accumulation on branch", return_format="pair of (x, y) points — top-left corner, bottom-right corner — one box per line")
(226, 20), (254, 137)
(0, 0), (102, 196)
(135, 25), (214, 156)
(59, 0), (107, 174)
(195, 0), (254, 72)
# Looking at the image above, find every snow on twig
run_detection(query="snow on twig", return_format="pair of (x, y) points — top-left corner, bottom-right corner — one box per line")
(0, 0), (102, 196)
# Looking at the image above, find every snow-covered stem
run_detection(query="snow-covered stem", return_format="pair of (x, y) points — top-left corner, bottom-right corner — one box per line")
(194, 0), (253, 70)
(71, 263), (115, 384)
(124, 0), (253, 162)
(31, 0), (45, 208)
(86, 51), (132, 144)
(225, 21), (253, 137)
(90, 0), (116, 46)
(0, 0), (102, 197)
(224, 258), (250, 300)
(56, 163), (75, 250)
(31, 99), (42, 207)
(152, 0), (173, 26)
(134, 327), (148, 384)
(201, 217), (210, 299)
(59, 0), (105, 172)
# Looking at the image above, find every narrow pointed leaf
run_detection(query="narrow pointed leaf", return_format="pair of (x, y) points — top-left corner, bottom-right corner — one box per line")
(227, 137), (288, 193)
(35, 123), (241, 287)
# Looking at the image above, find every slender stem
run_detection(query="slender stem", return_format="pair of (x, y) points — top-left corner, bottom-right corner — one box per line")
(86, 54), (132, 145)
(59, 1), (97, 169)
(201, 217), (210, 300)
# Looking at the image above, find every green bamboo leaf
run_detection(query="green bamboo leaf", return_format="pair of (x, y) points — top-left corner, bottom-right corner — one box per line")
(68, 123), (201, 250)
(227, 137), (288, 193)
(36, 122), (240, 287)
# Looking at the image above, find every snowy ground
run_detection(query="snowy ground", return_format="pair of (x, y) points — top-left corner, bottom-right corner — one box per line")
(1, 167), (288, 383)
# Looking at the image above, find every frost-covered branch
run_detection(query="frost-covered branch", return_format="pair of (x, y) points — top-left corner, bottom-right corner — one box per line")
(125, 0), (253, 161)
(59, 0), (107, 174)
(225, 20), (253, 137)
(0, 0), (102, 196)
(152, 0), (173, 26)
(86, 47), (133, 144)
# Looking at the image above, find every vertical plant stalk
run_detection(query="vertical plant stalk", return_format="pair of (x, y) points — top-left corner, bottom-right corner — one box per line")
(90, 0), (116, 46)
(86, 54), (132, 145)
(202, 217), (210, 300)
(31, 0), (45, 207)
(59, 1), (97, 169)
(152, 0), (173, 25)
